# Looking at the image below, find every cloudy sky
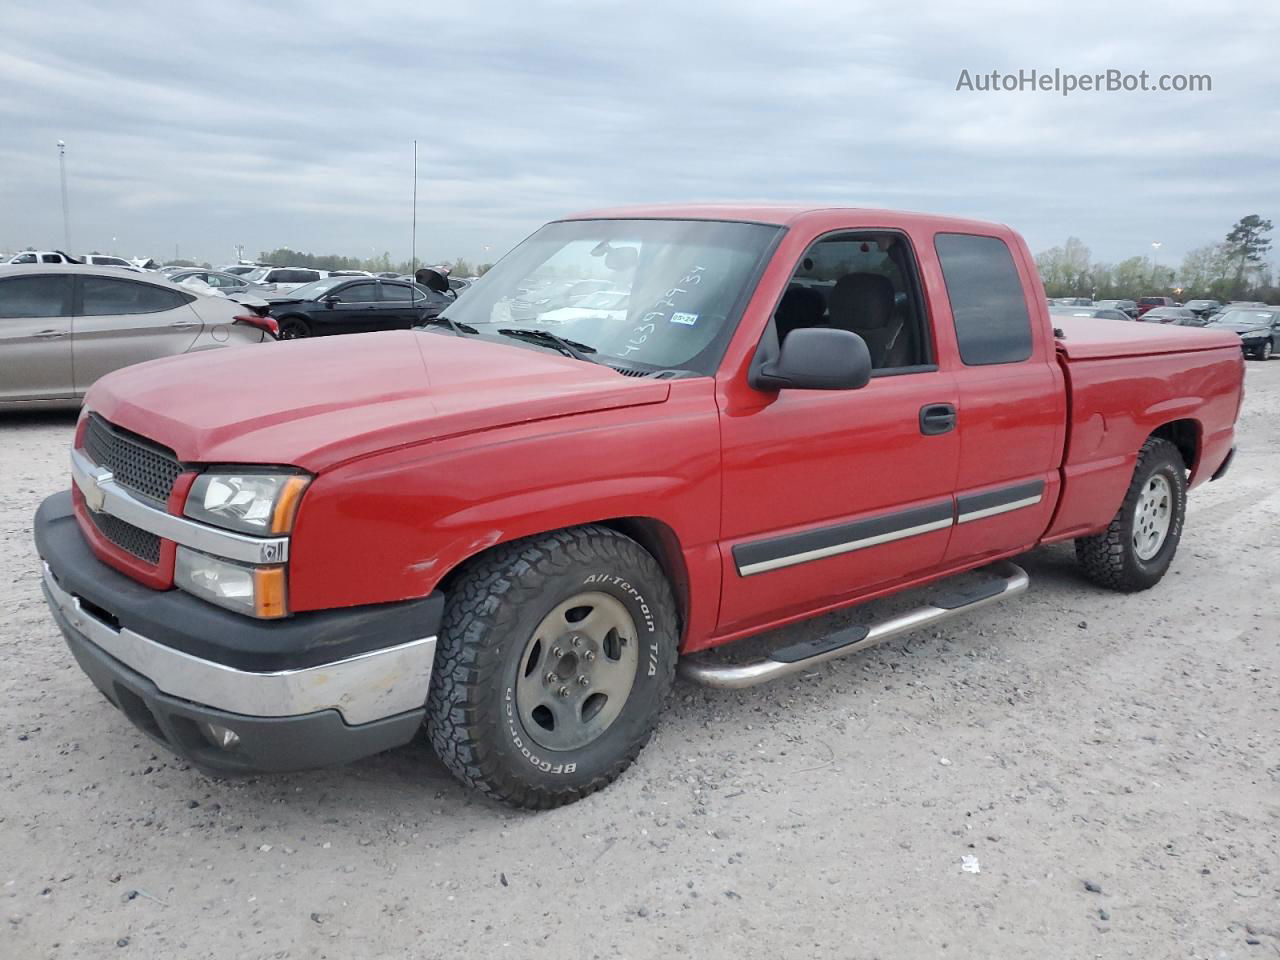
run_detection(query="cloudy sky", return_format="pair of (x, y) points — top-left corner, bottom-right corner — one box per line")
(1, 0), (1276, 269)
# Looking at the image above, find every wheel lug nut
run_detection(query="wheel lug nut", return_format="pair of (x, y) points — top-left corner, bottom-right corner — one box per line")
(583, 651), (595, 662)
(551, 646), (562, 658)
(577, 675), (590, 686)
(571, 636), (581, 647)
(558, 686), (570, 698)
(545, 672), (558, 684)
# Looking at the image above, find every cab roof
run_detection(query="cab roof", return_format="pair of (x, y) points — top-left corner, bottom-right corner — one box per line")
(563, 203), (1010, 235)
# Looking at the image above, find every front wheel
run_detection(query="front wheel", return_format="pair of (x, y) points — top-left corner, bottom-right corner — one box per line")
(1259, 341), (1273, 361)
(1075, 437), (1187, 592)
(427, 526), (679, 809)
(277, 316), (312, 340)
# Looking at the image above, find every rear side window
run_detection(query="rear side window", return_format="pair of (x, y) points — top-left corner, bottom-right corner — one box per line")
(80, 276), (192, 316)
(41, 254), (63, 263)
(0, 274), (73, 318)
(379, 282), (414, 301)
(935, 233), (1033, 366)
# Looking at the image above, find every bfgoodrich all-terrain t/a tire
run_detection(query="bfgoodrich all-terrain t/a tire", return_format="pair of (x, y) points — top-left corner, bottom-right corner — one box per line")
(1075, 437), (1188, 592)
(426, 525), (679, 809)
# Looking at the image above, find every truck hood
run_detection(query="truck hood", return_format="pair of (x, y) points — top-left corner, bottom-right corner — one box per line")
(85, 331), (671, 471)
(1054, 315), (1244, 361)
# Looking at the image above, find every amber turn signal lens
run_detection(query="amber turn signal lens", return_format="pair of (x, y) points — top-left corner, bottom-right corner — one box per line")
(270, 476), (310, 534)
(253, 566), (288, 619)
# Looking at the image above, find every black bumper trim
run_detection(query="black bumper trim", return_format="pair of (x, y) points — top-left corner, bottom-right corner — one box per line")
(35, 491), (443, 672)
(53, 595), (424, 775)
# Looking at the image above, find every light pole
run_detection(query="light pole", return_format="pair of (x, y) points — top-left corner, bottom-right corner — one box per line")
(1151, 240), (1162, 288)
(57, 140), (71, 252)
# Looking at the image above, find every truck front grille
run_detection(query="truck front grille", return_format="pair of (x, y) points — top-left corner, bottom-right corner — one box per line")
(83, 415), (183, 504)
(86, 509), (162, 565)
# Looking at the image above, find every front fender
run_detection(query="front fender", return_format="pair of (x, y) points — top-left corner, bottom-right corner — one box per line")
(287, 380), (722, 632)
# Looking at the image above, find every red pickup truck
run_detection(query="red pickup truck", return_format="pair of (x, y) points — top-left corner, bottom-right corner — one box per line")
(34, 205), (1244, 809)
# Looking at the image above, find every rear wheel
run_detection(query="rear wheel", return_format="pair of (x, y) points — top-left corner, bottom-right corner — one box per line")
(427, 525), (678, 809)
(277, 316), (311, 340)
(1075, 437), (1187, 592)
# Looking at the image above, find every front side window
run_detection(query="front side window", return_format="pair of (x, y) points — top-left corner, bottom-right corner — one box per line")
(332, 282), (378, 303)
(771, 231), (931, 371)
(0, 274), (73, 318)
(11, 253), (37, 264)
(439, 218), (780, 374)
(935, 233), (1033, 366)
(80, 276), (191, 316)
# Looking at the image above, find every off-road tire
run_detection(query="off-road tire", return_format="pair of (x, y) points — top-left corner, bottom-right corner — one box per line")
(1075, 437), (1187, 592)
(426, 525), (679, 809)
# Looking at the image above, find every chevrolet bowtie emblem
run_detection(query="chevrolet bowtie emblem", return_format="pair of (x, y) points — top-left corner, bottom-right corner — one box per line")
(85, 471), (112, 513)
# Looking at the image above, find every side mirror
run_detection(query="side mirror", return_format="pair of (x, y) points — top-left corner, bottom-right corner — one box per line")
(322, 295), (340, 307)
(751, 327), (873, 391)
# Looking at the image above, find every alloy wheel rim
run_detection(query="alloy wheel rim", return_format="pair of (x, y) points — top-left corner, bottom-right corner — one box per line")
(514, 591), (639, 751)
(1133, 474), (1173, 561)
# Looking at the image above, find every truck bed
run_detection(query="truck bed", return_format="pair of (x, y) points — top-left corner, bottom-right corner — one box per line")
(1044, 316), (1243, 541)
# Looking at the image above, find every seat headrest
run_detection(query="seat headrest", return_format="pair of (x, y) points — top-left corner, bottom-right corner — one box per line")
(829, 273), (894, 330)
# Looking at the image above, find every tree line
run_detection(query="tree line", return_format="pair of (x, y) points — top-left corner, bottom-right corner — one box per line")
(254, 249), (493, 277)
(1036, 215), (1274, 302)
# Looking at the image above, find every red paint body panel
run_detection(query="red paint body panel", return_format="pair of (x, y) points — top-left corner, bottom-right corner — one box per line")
(76, 205), (1245, 656)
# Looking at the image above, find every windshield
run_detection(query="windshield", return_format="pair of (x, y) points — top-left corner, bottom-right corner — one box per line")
(287, 277), (349, 300)
(1211, 310), (1277, 325)
(1185, 300), (1215, 309)
(438, 218), (780, 373)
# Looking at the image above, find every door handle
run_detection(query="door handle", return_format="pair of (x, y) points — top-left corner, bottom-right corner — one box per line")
(170, 320), (200, 329)
(34, 329), (66, 339)
(919, 402), (957, 436)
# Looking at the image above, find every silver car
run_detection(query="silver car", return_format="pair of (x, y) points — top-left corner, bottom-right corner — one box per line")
(166, 268), (272, 298)
(0, 264), (274, 408)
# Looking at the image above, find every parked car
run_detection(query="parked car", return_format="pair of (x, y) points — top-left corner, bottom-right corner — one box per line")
(448, 276), (474, 295)
(1049, 297), (1092, 306)
(1140, 306), (1198, 324)
(4, 250), (77, 265)
(1183, 299), (1221, 317)
(31, 205), (1244, 809)
(219, 264), (260, 277)
(1173, 314), (1211, 327)
(1048, 304), (1130, 321)
(0, 264), (275, 407)
(266, 276), (450, 339)
(242, 266), (326, 292)
(167, 269), (271, 298)
(81, 255), (136, 270)
(1094, 299), (1138, 318)
(1206, 306), (1280, 360)
(328, 270), (373, 277)
(1136, 296), (1177, 317)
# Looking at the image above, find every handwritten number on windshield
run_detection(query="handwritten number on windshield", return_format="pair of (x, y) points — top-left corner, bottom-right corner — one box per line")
(619, 266), (706, 357)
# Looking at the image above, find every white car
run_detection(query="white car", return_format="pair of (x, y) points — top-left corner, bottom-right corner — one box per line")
(5, 250), (76, 265)
(242, 266), (327, 292)
(83, 255), (138, 270)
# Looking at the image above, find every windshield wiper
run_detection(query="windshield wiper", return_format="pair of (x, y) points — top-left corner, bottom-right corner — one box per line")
(417, 315), (478, 336)
(497, 328), (601, 363)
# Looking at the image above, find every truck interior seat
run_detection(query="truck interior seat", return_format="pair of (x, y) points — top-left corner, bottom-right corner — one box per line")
(828, 272), (912, 368)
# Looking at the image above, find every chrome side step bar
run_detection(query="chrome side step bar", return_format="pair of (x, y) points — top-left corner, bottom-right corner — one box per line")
(678, 561), (1029, 689)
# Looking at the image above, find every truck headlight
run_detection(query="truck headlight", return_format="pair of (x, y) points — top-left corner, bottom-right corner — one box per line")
(184, 471), (309, 535)
(175, 546), (287, 619)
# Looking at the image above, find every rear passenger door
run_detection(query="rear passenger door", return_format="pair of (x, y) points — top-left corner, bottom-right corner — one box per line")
(71, 275), (204, 393)
(0, 273), (74, 401)
(932, 233), (1064, 565)
(376, 281), (422, 328)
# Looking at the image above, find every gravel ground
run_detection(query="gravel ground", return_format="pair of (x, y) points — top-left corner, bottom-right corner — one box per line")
(2, 362), (1277, 960)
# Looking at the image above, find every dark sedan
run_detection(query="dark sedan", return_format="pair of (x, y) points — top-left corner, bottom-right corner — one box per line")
(266, 277), (451, 339)
(1206, 307), (1280, 360)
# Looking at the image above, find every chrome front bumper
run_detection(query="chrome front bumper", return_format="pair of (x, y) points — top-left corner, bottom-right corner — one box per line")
(42, 562), (436, 726)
